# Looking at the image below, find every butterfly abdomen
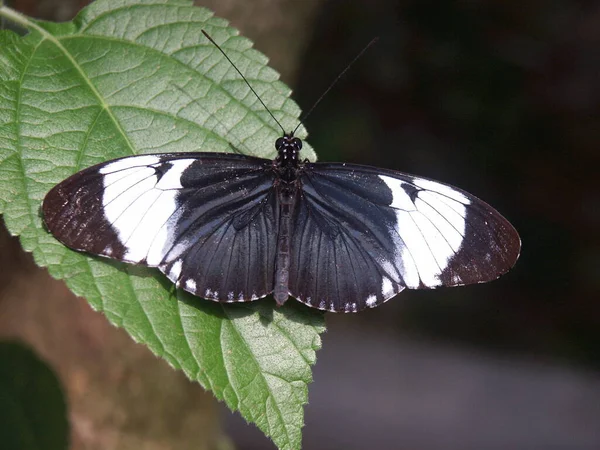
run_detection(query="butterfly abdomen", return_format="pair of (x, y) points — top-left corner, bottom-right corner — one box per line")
(273, 183), (298, 305)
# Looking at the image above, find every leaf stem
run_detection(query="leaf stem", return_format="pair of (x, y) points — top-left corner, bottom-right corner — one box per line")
(0, 5), (47, 35)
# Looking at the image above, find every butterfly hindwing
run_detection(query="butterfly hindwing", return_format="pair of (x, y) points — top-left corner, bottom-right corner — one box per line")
(288, 163), (520, 312)
(43, 153), (279, 302)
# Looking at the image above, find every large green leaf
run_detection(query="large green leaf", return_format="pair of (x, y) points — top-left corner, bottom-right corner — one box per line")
(0, 1), (324, 449)
(0, 341), (69, 450)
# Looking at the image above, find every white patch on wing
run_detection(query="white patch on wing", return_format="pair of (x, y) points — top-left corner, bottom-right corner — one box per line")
(378, 176), (420, 288)
(185, 279), (196, 291)
(101, 157), (193, 265)
(399, 244), (421, 288)
(102, 167), (156, 206)
(164, 238), (193, 264)
(99, 155), (161, 175)
(344, 302), (358, 312)
(380, 174), (469, 288)
(432, 192), (467, 219)
(169, 259), (183, 281)
(203, 289), (219, 300)
(411, 210), (454, 271)
(366, 295), (377, 308)
(413, 178), (470, 205)
(415, 194), (464, 251)
(381, 277), (394, 298)
(145, 194), (184, 265)
(379, 259), (402, 285)
(155, 159), (195, 190)
(394, 210), (442, 288)
(128, 190), (182, 264)
(378, 175), (416, 211)
(114, 188), (161, 252)
(103, 175), (159, 254)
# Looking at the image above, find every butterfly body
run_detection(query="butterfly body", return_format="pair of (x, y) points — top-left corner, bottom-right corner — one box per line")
(272, 134), (302, 305)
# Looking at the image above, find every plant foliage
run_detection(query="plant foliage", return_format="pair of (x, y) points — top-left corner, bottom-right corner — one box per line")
(0, 1), (324, 449)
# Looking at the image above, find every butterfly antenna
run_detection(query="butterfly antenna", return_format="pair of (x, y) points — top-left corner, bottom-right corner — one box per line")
(292, 37), (379, 136)
(202, 30), (286, 135)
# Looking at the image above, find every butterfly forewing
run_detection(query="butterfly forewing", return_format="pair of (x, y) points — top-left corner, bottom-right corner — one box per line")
(43, 153), (279, 302)
(287, 163), (521, 312)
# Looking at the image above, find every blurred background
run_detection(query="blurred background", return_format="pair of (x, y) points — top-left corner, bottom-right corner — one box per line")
(0, 0), (599, 449)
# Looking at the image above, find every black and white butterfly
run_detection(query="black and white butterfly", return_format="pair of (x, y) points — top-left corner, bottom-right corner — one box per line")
(42, 32), (520, 313)
(42, 131), (520, 312)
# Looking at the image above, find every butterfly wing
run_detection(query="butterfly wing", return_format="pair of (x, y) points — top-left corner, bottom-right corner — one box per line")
(43, 153), (279, 302)
(289, 163), (521, 312)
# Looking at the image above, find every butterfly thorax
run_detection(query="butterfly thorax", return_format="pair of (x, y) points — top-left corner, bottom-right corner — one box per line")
(274, 133), (302, 183)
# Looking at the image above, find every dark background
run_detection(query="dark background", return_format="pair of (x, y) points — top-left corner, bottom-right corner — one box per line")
(295, 0), (599, 368)
(1, 0), (599, 449)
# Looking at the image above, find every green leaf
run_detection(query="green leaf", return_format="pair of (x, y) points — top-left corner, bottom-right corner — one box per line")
(0, 2), (324, 449)
(0, 341), (69, 450)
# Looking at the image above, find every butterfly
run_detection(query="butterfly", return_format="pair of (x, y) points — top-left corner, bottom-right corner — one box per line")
(42, 133), (520, 312)
(41, 32), (520, 313)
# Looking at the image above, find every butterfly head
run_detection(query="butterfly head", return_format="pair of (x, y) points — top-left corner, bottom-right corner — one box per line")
(275, 133), (302, 168)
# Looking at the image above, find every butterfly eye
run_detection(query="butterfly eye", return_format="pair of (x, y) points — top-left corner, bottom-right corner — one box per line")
(275, 137), (285, 149)
(292, 138), (302, 150)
